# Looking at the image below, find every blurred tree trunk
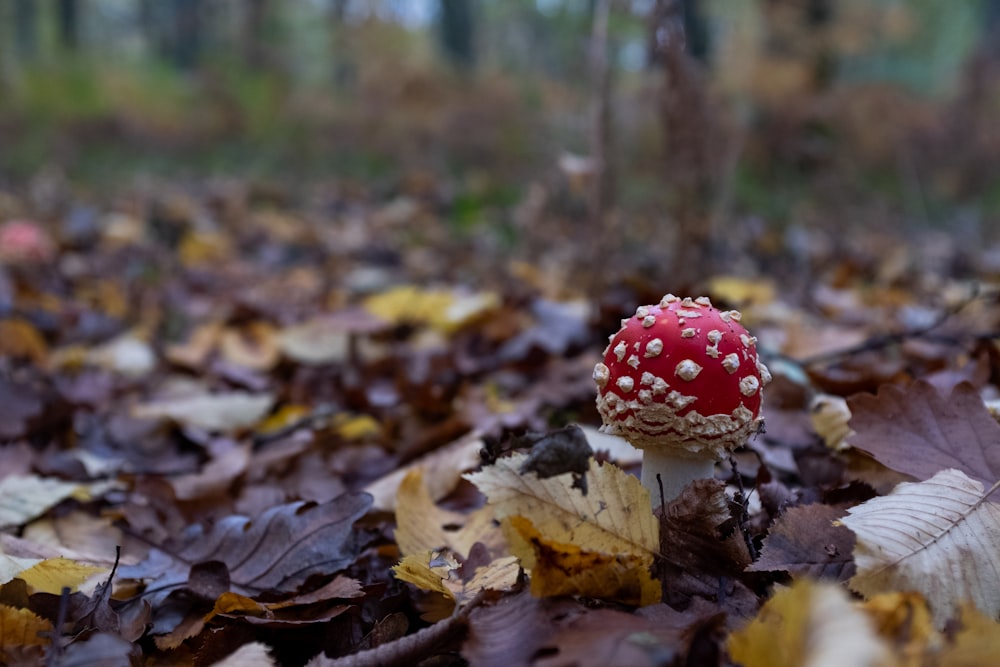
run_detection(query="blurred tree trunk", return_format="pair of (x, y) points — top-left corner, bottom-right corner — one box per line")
(170, 0), (201, 71)
(585, 0), (615, 289)
(439, 0), (475, 69)
(242, 0), (269, 70)
(649, 0), (717, 288)
(14, 0), (37, 61)
(57, 0), (79, 52)
(329, 0), (356, 91)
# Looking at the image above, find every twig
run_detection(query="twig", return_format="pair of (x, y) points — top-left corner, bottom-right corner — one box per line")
(728, 457), (758, 562)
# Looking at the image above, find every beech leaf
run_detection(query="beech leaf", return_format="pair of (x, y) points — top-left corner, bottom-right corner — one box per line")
(847, 381), (1000, 485)
(464, 453), (658, 560)
(838, 468), (1000, 626)
(118, 493), (372, 604)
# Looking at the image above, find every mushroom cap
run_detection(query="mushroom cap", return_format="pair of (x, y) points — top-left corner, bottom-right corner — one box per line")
(594, 294), (770, 459)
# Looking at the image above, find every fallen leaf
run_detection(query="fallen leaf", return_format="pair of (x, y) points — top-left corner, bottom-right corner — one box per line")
(749, 503), (856, 581)
(660, 479), (751, 576)
(727, 579), (891, 667)
(810, 394), (854, 451)
(207, 642), (276, 667)
(847, 381), (1000, 485)
(393, 550), (520, 617)
(504, 515), (660, 606)
(860, 592), (938, 662)
(0, 475), (91, 530)
(132, 391), (275, 432)
(16, 557), (105, 594)
(943, 604), (1000, 666)
(118, 493), (372, 605)
(165, 321), (224, 369)
(363, 285), (499, 334)
(365, 430), (485, 512)
(838, 468), (1000, 626)
(219, 321), (280, 371)
(394, 468), (503, 558)
(0, 604), (53, 650)
(465, 453), (659, 562)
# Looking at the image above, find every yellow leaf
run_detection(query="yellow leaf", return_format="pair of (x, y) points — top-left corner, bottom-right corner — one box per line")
(179, 230), (231, 268)
(17, 557), (105, 594)
(706, 275), (776, 306)
(0, 317), (48, 365)
(255, 404), (311, 437)
(727, 580), (892, 667)
(394, 468), (503, 558)
(810, 394), (855, 451)
(333, 413), (381, 441)
(393, 550), (519, 620)
(860, 592), (939, 666)
(838, 469), (1000, 627)
(392, 551), (454, 598)
(943, 604), (1000, 666)
(464, 453), (659, 561)
(0, 604), (53, 650)
(504, 515), (659, 606)
(205, 592), (270, 622)
(363, 286), (499, 334)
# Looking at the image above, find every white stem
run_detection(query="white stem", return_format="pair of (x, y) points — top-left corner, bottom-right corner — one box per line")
(640, 449), (716, 507)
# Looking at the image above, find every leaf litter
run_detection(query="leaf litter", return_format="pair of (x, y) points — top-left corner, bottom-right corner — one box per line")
(4, 183), (1000, 665)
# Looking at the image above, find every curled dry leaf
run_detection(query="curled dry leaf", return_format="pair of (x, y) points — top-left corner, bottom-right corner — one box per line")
(838, 468), (1000, 627)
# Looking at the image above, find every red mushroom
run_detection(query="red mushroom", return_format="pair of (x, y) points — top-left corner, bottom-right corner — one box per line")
(594, 294), (770, 504)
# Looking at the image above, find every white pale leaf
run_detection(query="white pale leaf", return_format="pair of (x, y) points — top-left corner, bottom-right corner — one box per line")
(132, 392), (274, 431)
(464, 453), (658, 559)
(839, 468), (1000, 626)
(0, 475), (90, 530)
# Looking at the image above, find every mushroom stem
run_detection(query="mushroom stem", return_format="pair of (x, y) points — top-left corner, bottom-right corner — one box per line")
(639, 449), (715, 507)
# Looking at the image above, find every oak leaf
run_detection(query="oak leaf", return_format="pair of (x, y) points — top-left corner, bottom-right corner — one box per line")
(727, 580), (891, 667)
(838, 468), (1000, 626)
(118, 493), (372, 605)
(847, 381), (1000, 485)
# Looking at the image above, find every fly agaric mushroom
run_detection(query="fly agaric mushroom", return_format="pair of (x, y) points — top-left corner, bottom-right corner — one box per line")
(594, 294), (771, 505)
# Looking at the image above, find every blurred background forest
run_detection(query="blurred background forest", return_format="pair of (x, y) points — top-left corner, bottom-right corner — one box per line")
(3, 0), (1000, 289)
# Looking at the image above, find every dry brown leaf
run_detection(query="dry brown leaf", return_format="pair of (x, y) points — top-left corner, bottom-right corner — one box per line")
(727, 580), (892, 667)
(847, 381), (1000, 486)
(393, 550), (520, 619)
(749, 503), (855, 581)
(838, 468), (1000, 627)
(219, 321), (281, 371)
